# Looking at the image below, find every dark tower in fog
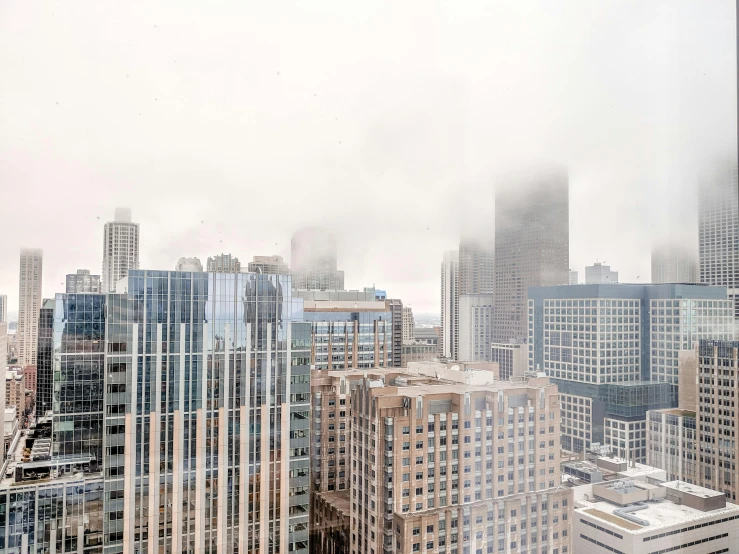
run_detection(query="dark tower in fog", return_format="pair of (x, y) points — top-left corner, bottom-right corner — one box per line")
(492, 164), (570, 343)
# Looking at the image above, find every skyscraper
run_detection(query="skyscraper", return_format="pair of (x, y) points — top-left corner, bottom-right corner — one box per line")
(699, 161), (739, 318)
(103, 270), (310, 552)
(206, 253), (241, 272)
(174, 256), (203, 271)
(65, 268), (102, 293)
(401, 306), (414, 342)
(568, 270), (578, 285)
(35, 298), (54, 418)
(0, 293), (7, 323)
(458, 238), (495, 295)
(17, 248), (43, 366)
(584, 261), (618, 284)
(440, 250), (459, 359)
(458, 294), (494, 361)
(651, 242), (699, 283)
(493, 165), (569, 343)
(528, 283), (733, 461)
(102, 207), (139, 293)
(291, 227), (344, 290)
(248, 255), (289, 274)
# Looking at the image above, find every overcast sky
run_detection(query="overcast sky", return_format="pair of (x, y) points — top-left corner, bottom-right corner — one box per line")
(0, 0), (736, 317)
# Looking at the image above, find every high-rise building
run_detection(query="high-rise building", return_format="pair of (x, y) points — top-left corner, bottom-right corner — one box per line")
(699, 162), (739, 318)
(103, 270), (310, 552)
(52, 293), (107, 464)
(65, 268), (102, 293)
(18, 248), (43, 366)
(350, 372), (573, 554)
(387, 298), (404, 368)
(695, 340), (739, 502)
(206, 252), (241, 272)
(458, 294), (494, 362)
(440, 250), (459, 359)
(35, 298), (54, 418)
(0, 293), (7, 323)
(584, 262), (618, 284)
(102, 207), (139, 293)
(458, 238), (494, 295)
(5, 367), (25, 418)
(247, 255), (289, 274)
(651, 242), (698, 283)
(296, 289), (393, 370)
(528, 283), (733, 462)
(291, 227), (345, 290)
(174, 256), (203, 271)
(568, 270), (578, 285)
(493, 165), (569, 343)
(402, 307), (414, 342)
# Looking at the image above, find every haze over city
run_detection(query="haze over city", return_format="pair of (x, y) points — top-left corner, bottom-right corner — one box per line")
(1, 0), (736, 316)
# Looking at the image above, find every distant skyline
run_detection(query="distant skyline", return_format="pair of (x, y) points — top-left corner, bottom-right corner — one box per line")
(1, 0), (735, 315)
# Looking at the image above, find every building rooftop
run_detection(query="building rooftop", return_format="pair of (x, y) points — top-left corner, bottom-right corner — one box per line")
(574, 481), (739, 534)
(653, 408), (697, 418)
(316, 489), (351, 516)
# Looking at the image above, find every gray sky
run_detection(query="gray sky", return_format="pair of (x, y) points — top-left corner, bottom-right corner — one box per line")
(0, 0), (735, 316)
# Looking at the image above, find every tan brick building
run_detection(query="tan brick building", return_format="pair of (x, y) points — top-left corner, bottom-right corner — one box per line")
(350, 374), (572, 554)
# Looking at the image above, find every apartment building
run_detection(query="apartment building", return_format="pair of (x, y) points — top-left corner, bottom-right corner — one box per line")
(350, 374), (573, 554)
(102, 208), (138, 293)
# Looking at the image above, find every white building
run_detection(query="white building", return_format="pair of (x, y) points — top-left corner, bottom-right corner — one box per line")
(569, 269), (578, 285)
(174, 257), (203, 271)
(458, 293), (494, 361)
(17, 248), (42, 366)
(0, 294), (6, 324)
(401, 306), (414, 342)
(102, 207), (139, 293)
(440, 250), (459, 359)
(574, 479), (739, 554)
(247, 255), (288, 274)
(585, 262), (619, 284)
(652, 242), (698, 283)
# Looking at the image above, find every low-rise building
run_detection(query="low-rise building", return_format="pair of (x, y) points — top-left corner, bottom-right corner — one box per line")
(401, 342), (438, 366)
(573, 479), (739, 554)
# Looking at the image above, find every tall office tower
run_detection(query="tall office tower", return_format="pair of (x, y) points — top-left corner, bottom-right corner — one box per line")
(65, 268), (102, 293)
(52, 293), (107, 463)
(103, 270), (310, 552)
(35, 298), (54, 418)
(387, 298), (404, 367)
(0, 293), (7, 323)
(458, 238), (495, 295)
(350, 373), (573, 554)
(699, 162), (739, 318)
(248, 255), (289, 274)
(584, 262), (618, 284)
(174, 256), (203, 271)
(440, 250), (459, 359)
(568, 270), (578, 285)
(458, 294), (494, 361)
(695, 340), (739, 502)
(102, 207), (139, 293)
(295, 289), (393, 369)
(493, 165), (569, 343)
(206, 253), (241, 272)
(528, 283), (733, 462)
(291, 227), (345, 290)
(402, 306), (414, 342)
(651, 242), (698, 283)
(17, 248), (43, 366)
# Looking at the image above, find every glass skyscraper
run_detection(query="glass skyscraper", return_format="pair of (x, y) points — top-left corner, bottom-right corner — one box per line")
(103, 270), (310, 553)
